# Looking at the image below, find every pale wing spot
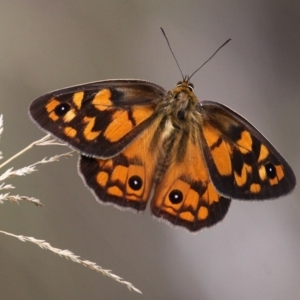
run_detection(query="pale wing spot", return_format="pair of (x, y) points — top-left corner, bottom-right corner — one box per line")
(107, 186), (123, 197)
(46, 98), (60, 112)
(203, 124), (232, 175)
(83, 116), (101, 140)
(269, 165), (284, 186)
(63, 109), (77, 123)
(234, 164), (249, 187)
(234, 172), (246, 187)
(49, 112), (59, 121)
(275, 165), (284, 181)
(250, 183), (261, 193)
(258, 144), (269, 162)
(259, 165), (267, 180)
(245, 164), (252, 174)
(179, 211), (195, 222)
(211, 140), (232, 176)
(46, 99), (60, 121)
(96, 171), (109, 187)
(92, 89), (113, 111)
(104, 111), (133, 142)
(98, 158), (113, 168)
(237, 131), (252, 154)
(269, 177), (279, 186)
(72, 91), (84, 110)
(111, 165), (128, 186)
(64, 126), (77, 138)
(198, 206), (209, 220)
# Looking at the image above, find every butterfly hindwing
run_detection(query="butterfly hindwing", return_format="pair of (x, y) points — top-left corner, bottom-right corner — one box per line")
(151, 130), (231, 232)
(79, 118), (162, 211)
(30, 80), (166, 158)
(200, 101), (296, 200)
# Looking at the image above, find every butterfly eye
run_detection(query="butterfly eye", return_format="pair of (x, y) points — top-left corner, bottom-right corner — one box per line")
(54, 103), (71, 116)
(169, 189), (183, 204)
(128, 175), (143, 190)
(176, 81), (183, 87)
(265, 162), (276, 179)
(188, 83), (194, 91)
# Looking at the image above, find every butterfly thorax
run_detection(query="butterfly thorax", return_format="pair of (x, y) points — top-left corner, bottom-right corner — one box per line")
(160, 81), (202, 131)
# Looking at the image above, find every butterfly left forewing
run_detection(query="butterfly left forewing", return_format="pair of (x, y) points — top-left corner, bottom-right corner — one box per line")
(29, 80), (166, 158)
(200, 101), (296, 200)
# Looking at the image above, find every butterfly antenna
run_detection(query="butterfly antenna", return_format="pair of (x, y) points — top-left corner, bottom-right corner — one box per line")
(161, 28), (184, 81)
(189, 38), (231, 80)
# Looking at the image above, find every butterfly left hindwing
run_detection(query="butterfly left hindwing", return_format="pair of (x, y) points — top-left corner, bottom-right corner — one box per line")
(29, 78), (296, 232)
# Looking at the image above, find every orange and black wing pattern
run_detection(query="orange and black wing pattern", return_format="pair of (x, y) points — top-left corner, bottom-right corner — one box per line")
(150, 129), (231, 231)
(79, 118), (163, 211)
(29, 80), (166, 158)
(200, 101), (296, 200)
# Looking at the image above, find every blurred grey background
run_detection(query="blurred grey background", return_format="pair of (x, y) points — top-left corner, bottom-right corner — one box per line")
(0, 1), (300, 299)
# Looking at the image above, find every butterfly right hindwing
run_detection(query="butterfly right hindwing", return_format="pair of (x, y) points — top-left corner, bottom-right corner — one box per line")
(79, 115), (164, 211)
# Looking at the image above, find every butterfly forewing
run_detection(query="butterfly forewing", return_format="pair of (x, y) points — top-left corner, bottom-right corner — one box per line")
(30, 80), (166, 158)
(200, 101), (296, 200)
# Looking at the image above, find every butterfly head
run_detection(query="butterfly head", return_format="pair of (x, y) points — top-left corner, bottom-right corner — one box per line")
(177, 75), (194, 90)
(165, 78), (198, 121)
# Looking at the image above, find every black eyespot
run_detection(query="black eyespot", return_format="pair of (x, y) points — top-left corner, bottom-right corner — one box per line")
(188, 83), (194, 91)
(169, 189), (183, 204)
(128, 175), (143, 190)
(54, 103), (71, 116)
(265, 162), (277, 179)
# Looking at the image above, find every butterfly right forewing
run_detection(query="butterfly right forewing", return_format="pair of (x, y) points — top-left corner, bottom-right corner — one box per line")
(200, 101), (296, 200)
(29, 80), (166, 158)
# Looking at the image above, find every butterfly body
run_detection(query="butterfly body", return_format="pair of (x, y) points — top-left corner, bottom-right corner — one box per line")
(29, 78), (296, 231)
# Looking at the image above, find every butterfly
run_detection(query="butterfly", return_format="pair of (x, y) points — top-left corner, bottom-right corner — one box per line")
(29, 76), (296, 231)
(29, 34), (296, 232)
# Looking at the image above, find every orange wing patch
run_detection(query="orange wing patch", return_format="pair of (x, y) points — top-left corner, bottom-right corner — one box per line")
(151, 134), (231, 231)
(92, 89), (113, 110)
(202, 123), (232, 176)
(103, 106), (154, 143)
(79, 119), (161, 210)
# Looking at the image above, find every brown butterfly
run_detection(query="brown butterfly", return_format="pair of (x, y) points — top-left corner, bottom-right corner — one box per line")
(29, 38), (296, 232)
